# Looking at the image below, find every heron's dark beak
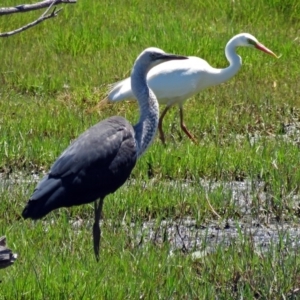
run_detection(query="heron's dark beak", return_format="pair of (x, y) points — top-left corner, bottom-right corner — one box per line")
(159, 53), (188, 61)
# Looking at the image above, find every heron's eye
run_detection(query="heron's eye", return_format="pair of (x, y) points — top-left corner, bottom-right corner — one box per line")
(149, 53), (157, 60)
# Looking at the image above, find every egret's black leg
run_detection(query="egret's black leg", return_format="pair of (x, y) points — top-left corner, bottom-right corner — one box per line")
(93, 198), (104, 262)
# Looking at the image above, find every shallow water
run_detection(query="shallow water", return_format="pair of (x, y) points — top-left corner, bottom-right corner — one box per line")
(77, 178), (300, 255)
(118, 217), (300, 257)
(2, 172), (300, 256)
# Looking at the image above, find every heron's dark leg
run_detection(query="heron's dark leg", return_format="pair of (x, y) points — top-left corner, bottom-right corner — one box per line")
(158, 105), (172, 145)
(179, 107), (197, 143)
(93, 198), (104, 262)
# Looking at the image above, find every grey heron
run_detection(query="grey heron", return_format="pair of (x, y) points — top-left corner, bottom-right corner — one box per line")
(22, 47), (188, 261)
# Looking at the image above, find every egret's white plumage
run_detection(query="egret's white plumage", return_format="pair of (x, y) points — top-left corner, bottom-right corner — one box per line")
(108, 33), (277, 144)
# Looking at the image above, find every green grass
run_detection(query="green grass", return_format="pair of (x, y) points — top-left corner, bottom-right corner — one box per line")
(1, 0), (300, 298)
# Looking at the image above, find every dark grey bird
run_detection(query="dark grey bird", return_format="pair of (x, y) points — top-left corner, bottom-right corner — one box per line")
(22, 47), (188, 261)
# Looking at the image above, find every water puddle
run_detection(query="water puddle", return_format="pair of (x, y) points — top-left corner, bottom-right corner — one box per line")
(2, 173), (300, 256)
(118, 217), (300, 257)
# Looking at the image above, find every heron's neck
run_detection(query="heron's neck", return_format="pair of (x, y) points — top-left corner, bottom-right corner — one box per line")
(132, 68), (159, 157)
(210, 39), (242, 86)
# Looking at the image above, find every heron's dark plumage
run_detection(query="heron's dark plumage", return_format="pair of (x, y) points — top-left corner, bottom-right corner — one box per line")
(21, 48), (188, 260)
(22, 116), (137, 220)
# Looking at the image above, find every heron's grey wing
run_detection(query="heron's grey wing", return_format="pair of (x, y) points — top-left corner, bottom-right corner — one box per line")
(50, 117), (133, 177)
(22, 116), (137, 219)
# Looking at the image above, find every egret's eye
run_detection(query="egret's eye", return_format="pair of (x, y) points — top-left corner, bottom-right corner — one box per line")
(247, 38), (257, 46)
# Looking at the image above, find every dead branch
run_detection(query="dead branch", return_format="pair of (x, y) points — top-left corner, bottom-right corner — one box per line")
(0, 0), (76, 15)
(0, 7), (61, 37)
(0, 236), (17, 270)
(0, 0), (76, 37)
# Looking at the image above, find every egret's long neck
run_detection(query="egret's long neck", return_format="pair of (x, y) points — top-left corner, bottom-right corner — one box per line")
(132, 67), (159, 157)
(210, 38), (242, 86)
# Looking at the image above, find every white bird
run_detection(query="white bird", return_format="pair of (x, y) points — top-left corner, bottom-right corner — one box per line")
(107, 33), (277, 144)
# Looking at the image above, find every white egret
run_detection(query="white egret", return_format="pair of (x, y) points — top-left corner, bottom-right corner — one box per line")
(107, 33), (277, 144)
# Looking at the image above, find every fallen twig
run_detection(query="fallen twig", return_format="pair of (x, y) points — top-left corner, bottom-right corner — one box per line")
(205, 193), (221, 219)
